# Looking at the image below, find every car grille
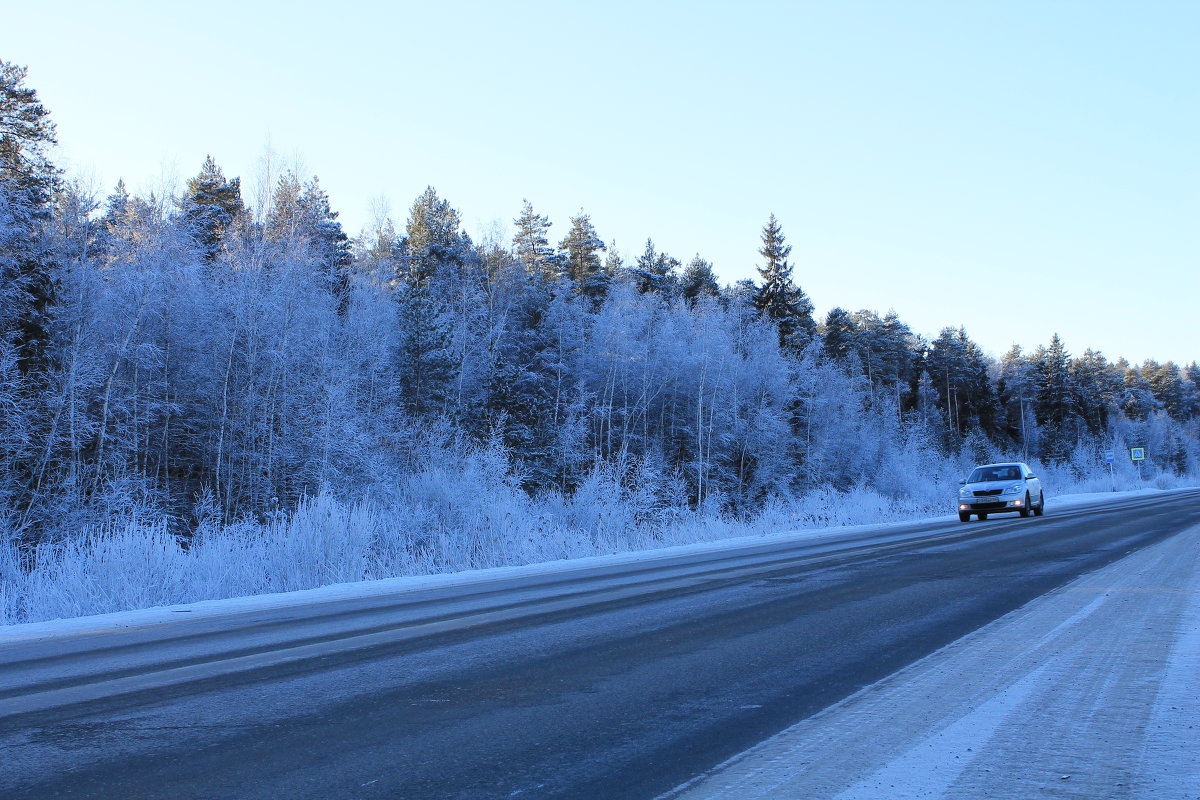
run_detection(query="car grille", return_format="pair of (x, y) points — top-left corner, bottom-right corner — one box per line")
(972, 501), (1007, 511)
(973, 489), (1002, 497)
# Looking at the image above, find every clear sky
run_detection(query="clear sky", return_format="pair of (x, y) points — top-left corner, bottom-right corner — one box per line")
(4, 1), (1197, 365)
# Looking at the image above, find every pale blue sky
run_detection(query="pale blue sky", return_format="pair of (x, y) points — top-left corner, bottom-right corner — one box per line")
(5, 1), (1197, 364)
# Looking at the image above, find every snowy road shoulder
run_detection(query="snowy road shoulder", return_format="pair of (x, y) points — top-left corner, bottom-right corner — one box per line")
(665, 522), (1200, 799)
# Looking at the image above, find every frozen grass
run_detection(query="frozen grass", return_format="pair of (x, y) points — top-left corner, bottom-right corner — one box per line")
(1, 450), (1195, 625)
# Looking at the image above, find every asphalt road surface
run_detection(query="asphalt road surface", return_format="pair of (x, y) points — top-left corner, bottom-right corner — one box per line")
(3, 492), (1198, 799)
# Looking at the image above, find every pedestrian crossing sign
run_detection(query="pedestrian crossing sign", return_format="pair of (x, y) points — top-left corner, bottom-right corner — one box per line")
(1130, 447), (1146, 461)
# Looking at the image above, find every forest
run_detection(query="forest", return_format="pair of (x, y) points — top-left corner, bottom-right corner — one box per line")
(2, 61), (1197, 623)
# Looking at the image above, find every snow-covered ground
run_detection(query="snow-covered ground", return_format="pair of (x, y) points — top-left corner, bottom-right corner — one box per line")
(664, 519), (1200, 799)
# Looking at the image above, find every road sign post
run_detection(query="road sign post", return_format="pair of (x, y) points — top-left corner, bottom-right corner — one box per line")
(1104, 449), (1115, 491)
(1131, 447), (1146, 481)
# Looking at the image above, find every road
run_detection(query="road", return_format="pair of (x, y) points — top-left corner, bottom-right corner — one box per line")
(2, 491), (1197, 799)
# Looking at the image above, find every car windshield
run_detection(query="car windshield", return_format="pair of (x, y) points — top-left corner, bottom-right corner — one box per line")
(967, 466), (1022, 483)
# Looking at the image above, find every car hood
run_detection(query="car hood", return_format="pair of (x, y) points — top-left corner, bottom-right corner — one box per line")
(963, 480), (1023, 491)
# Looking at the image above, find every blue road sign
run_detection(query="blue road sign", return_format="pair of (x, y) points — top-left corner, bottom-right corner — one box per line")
(1104, 450), (1115, 463)
(1131, 447), (1146, 461)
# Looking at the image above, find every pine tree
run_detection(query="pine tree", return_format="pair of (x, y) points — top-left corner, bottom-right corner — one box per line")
(1071, 348), (1118, 434)
(1145, 360), (1187, 420)
(264, 171), (304, 245)
(924, 327), (1000, 439)
(298, 177), (352, 308)
(402, 186), (469, 284)
(631, 238), (679, 296)
(0, 60), (59, 380)
(1185, 362), (1200, 419)
(851, 309), (917, 394)
(180, 156), (245, 263)
(99, 179), (131, 242)
(821, 307), (857, 361)
(512, 200), (561, 283)
(1119, 359), (1155, 420)
(394, 187), (469, 415)
(679, 255), (719, 304)
(603, 245), (624, 277)
(1031, 334), (1078, 459)
(752, 214), (814, 349)
(998, 345), (1035, 455)
(558, 211), (607, 298)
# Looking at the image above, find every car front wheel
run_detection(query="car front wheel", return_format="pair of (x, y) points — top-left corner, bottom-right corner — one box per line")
(1019, 492), (1032, 517)
(977, 512), (988, 521)
(1033, 492), (1045, 516)
(959, 511), (971, 522)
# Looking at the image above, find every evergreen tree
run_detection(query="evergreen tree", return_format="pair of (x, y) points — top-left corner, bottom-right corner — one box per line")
(1031, 334), (1079, 459)
(603, 244), (624, 277)
(402, 186), (471, 284)
(97, 179), (131, 254)
(0, 60), (59, 380)
(1119, 359), (1156, 420)
(263, 173), (350, 307)
(298, 177), (352, 308)
(851, 309), (918, 395)
(1185, 362), (1200, 419)
(924, 327), (999, 439)
(264, 171), (304, 245)
(821, 307), (857, 362)
(631, 238), (679, 296)
(1145, 360), (1187, 420)
(679, 255), (719, 304)
(512, 200), (560, 283)
(1071, 348), (1118, 434)
(394, 188), (474, 416)
(558, 211), (607, 298)
(180, 156), (245, 263)
(752, 214), (814, 349)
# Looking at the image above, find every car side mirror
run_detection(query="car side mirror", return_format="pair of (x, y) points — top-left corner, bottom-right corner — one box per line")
(958, 479), (966, 485)
(1026, 474), (1037, 480)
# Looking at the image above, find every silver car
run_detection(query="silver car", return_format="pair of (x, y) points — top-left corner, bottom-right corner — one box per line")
(958, 462), (1045, 522)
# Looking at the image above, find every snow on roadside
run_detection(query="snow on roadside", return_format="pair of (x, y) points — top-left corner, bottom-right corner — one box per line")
(0, 487), (1186, 643)
(663, 520), (1200, 800)
(0, 487), (1191, 641)
(0, 503), (929, 643)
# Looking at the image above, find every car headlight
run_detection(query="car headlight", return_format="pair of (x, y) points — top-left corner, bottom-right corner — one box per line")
(1002, 483), (1023, 495)
(959, 487), (971, 496)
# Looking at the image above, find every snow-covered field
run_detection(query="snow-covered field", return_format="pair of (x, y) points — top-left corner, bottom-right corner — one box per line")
(665, 518), (1200, 799)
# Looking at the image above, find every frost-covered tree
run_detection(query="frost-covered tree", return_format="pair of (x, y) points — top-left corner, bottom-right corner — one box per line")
(1030, 334), (1081, 460)
(1071, 348), (1120, 435)
(1144, 360), (1187, 421)
(266, 173), (351, 308)
(0, 60), (59, 381)
(1119, 359), (1156, 421)
(626, 238), (679, 297)
(179, 156), (246, 264)
(0, 77), (1195, 566)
